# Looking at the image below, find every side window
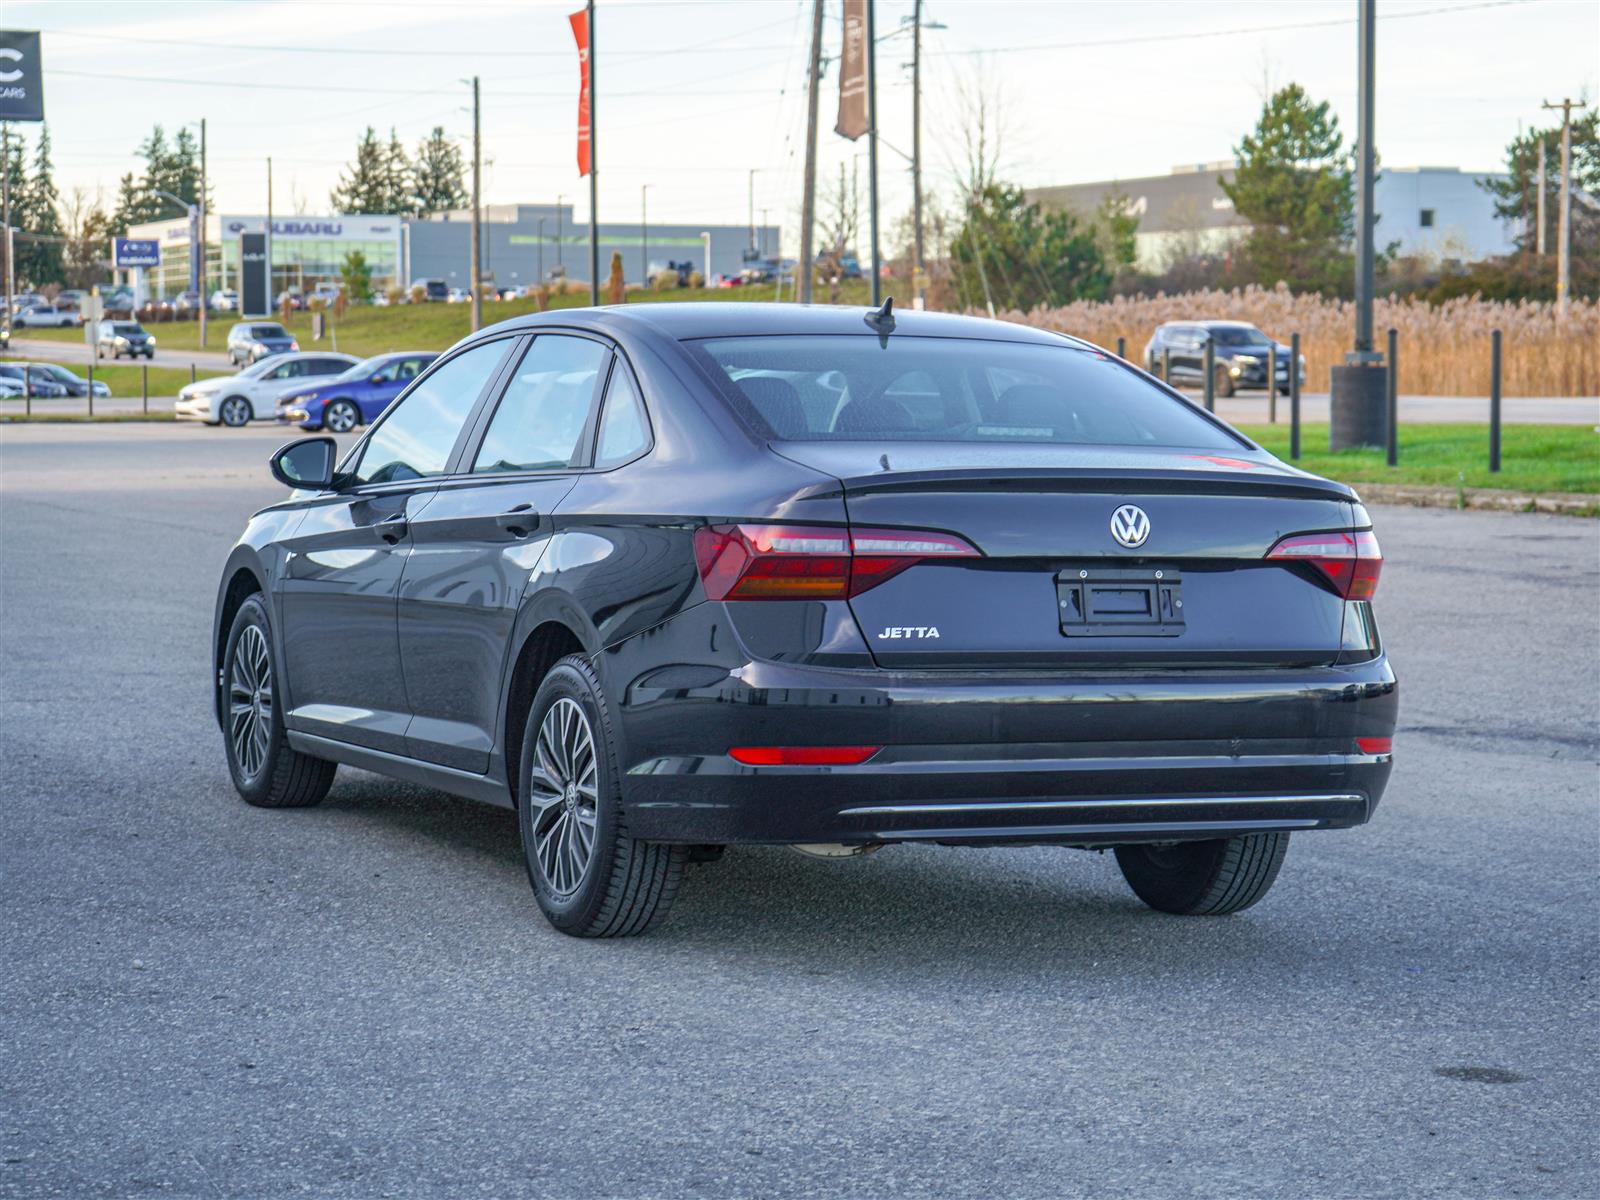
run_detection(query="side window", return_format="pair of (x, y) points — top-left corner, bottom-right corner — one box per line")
(268, 361), (302, 380)
(473, 335), (608, 474)
(370, 360), (401, 384)
(594, 360), (650, 468)
(350, 341), (509, 485)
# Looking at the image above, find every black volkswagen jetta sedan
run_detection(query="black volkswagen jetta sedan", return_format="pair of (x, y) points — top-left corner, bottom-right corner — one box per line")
(213, 303), (1396, 937)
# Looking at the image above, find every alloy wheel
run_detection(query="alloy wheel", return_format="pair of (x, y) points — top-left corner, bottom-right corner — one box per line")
(526, 697), (599, 896)
(326, 402), (357, 433)
(229, 624), (273, 781)
(221, 397), (251, 427)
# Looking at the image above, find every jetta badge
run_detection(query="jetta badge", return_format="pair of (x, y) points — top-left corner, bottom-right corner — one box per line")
(1109, 504), (1151, 548)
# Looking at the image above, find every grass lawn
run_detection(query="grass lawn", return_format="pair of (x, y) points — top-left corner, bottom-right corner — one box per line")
(16, 281), (878, 360)
(1237, 423), (1599, 495)
(1, 357), (227, 397)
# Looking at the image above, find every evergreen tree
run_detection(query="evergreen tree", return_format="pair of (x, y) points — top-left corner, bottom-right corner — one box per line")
(412, 127), (468, 216)
(1482, 110), (1598, 263)
(384, 128), (414, 215)
(16, 124), (64, 285)
(1221, 84), (1355, 294)
(331, 127), (396, 213)
(951, 182), (1109, 311)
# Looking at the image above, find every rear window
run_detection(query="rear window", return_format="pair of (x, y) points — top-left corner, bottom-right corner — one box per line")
(690, 334), (1240, 449)
(252, 324), (288, 338)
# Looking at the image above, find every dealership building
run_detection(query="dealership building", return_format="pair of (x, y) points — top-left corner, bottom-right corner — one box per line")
(123, 203), (777, 304)
(1030, 163), (1516, 272)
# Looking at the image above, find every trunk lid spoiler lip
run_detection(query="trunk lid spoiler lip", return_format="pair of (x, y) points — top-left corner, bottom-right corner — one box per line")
(770, 450), (1358, 503)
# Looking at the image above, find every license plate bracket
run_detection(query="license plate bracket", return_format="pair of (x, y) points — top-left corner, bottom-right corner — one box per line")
(1057, 564), (1185, 638)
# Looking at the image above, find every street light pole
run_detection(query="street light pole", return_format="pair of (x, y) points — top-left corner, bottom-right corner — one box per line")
(748, 168), (757, 256)
(1352, 0), (1376, 359)
(2, 123), (13, 342)
(912, 1), (924, 308)
(198, 117), (208, 348)
(556, 193), (565, 272)
(700, 231), (710, 289)
(470, 75), (482, 332)
(586, 0), (599, 306)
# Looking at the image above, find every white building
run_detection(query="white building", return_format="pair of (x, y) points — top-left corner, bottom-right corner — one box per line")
(1030, 164), (1517, 272)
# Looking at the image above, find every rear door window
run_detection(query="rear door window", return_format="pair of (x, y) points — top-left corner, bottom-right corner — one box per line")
(471, 335), (608, 474)
(594, 359), (650, 468)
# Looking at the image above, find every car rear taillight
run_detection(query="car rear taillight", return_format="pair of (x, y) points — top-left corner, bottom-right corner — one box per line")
(1266, 529), (1383, 600)
(694, 524), (978, 601)
(728, 745), (881, 766)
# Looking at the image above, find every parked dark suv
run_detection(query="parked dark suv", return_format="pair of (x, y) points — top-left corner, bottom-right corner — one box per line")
(214, 304), (1396, 937)
(1142, 321), (1305, 397)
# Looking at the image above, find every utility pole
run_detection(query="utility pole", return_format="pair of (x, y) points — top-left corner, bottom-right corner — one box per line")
(798, 0), (823, 305)
(865, 0), (882, 306)
(640, 184), (650, 285)
(556, 194), (564, 272)
(587, 0), (599, 306)
(2, 123), (12, 343)
(470, 75), (482, 332)
(1542, 98), (1587, 318)
(759, 209), (768, 258)
(198, 117), (208, 348)
(1535, 136), (1546, 257)
(911, 0), (925, 309)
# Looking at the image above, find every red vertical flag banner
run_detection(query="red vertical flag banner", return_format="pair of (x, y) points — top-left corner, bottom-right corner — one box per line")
(835, 0), (868, 140)
(570, 8), (592, 176)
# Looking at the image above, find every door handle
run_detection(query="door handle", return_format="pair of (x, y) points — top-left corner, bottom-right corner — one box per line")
(496, 503), (539, 538)
(377, 513), (409, 544)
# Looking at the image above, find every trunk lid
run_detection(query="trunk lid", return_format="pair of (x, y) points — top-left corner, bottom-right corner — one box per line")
(775, 442), (1358, 669)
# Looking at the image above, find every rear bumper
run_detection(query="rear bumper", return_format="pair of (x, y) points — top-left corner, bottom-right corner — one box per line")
(616, 654), (1398, 846)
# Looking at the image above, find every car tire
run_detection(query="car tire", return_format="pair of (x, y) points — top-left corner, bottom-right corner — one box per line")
(517, 654), (686, 937)
(219, 396), (252, 427)
(222, 595), (336, 809)
(1215, 366), (1235, 398)
(324, 399), (360, 434)
(1115, 832), (1289, 916)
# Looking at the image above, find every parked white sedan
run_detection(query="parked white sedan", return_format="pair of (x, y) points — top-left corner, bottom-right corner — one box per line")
(174, 351), (360, 427)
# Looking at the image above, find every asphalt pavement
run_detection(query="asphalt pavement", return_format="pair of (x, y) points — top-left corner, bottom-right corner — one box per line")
(6, 332), (236, 372)
(1, 423), (1596, 1199)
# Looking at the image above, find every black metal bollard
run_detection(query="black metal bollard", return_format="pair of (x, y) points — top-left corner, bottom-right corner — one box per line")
(1268, 345), (1277, 424)
(1115, 336), (1126, 361)
(1489, 329), (1502, 473)
(1289, 333), (1302, 460)
(190, 362), (197, 385)
(1162, 348), (1171, 386)
(1203, 339), (1216, 412)
(1386, 328), (1398, 467)
(142, 362), (149, 415)
(87, 363), (94, 419)
(24, 369), (31, 417)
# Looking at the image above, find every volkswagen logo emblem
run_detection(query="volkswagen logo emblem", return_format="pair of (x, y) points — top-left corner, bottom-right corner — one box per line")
(1109, 504), (1151, 548)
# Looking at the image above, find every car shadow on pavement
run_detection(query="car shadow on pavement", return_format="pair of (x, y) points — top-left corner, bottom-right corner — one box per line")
(316, 771), (1312, 977)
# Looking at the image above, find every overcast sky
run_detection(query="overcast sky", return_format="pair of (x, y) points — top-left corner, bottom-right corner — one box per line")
(13, 0), (1599, 245)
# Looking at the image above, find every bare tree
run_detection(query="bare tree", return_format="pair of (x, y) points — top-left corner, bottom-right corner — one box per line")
(947, 63), (1009, 204)
(61, 187), (114, 290)
(817, 161), (861, 302)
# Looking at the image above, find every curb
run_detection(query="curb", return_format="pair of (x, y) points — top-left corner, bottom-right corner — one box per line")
(1355, 483), (1598, 516)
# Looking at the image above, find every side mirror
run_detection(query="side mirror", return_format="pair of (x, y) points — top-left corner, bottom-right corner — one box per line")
(270, 436), (338, 490)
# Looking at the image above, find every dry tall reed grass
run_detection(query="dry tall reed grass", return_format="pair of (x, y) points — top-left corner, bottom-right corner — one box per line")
(989, 284), (1599, 397)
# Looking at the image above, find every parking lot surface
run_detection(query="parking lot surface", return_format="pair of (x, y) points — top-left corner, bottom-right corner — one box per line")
(1, 423), (1595, 1198)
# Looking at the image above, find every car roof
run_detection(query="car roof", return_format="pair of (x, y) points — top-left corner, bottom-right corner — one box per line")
(474, 302), (1092, 348)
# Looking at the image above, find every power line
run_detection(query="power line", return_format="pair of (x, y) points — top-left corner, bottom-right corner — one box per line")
(924, 0), (1533, 56)
(38, 12), (801, 61)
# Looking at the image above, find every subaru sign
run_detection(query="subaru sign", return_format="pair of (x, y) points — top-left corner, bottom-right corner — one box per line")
(113, 238), (161, 269)
(0, 30), (43, 122)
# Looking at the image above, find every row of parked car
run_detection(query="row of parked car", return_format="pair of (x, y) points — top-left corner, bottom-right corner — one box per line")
(175, 349), (438, 430)
(0, 361), (112, 400)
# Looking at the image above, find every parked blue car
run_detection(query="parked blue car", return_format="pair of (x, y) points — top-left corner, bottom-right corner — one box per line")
(275, 351), (439, 432)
